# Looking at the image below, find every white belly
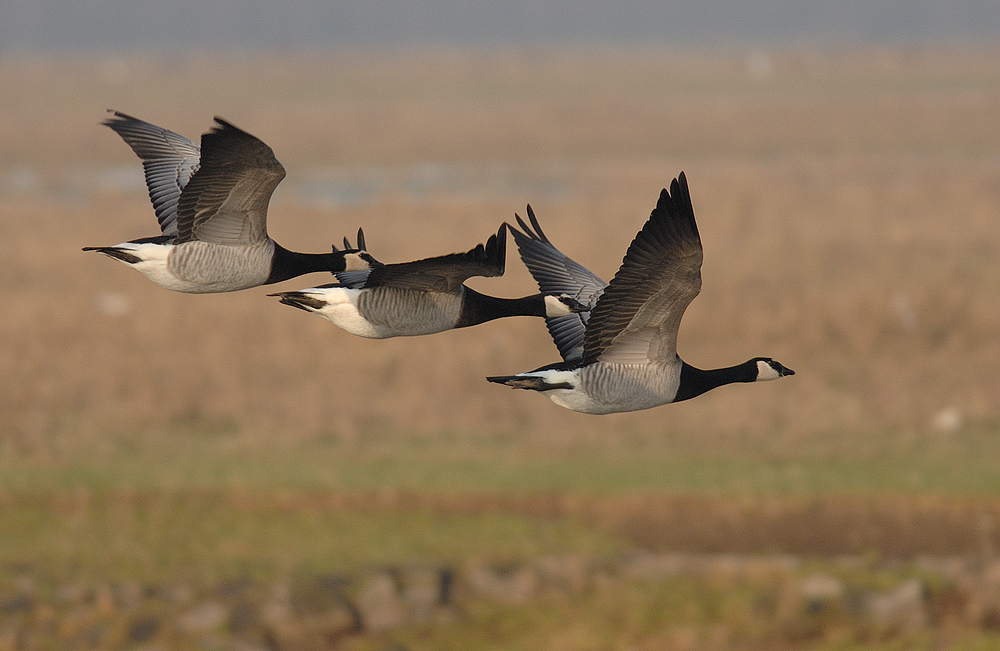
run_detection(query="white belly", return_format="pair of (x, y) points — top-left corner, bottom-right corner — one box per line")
(301, 287), (388, 339)
(532, 361), (681, 415)
(546, 388), (670, 415)
(109, 241), (272, 293)
(121, 242), (198, 292)
(547, 388), (611, 414)
(512, 368), (607, 414)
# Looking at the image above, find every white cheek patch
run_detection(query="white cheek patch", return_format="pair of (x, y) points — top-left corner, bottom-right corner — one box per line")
(343, 252), (370, 272)
(756, 360), (781, 381)
(543, 294), (574, 317)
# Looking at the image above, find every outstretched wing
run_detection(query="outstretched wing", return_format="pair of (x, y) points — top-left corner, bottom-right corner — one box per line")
(359, 225), (506, 293)
(508, 207), (607, 362)
(175, 117), (285, 246)
(582, 173), (702, 365)
(104, 110), (200, 237)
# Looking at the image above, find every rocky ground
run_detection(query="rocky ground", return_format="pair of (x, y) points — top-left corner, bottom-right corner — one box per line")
(3, 552), (1000, 650)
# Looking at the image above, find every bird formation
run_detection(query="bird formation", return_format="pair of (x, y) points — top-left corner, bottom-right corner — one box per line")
(86, 111), (794, 415)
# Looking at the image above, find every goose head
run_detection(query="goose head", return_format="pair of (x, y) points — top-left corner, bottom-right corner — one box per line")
(342, 250), (381, 272)
(752, 357), (795, 381)
(333, 228), (383, 272)
(333, 243), (380, 272)
(543, 294), (590, 317)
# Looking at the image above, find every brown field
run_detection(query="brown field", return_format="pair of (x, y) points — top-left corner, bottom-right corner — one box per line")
(2, 45), (999, 446)
(2, 45), (1000, 649)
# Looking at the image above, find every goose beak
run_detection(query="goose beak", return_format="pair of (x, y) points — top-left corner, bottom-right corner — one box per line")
(561, 296), (589, 313)
(544, 294), (591, 317)
(777, 364), (795, 377)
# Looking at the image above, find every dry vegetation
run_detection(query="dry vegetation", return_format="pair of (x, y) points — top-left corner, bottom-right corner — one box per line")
(3, 46), (1000, 448)
(2, 44), (1000, 649)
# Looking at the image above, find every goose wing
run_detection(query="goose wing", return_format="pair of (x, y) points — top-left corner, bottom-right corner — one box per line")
(104, 111), (200, 237)
(331, 270), (372, 288)
(359, 225), (506, 293)
(175, 117), (286, 246)
(582, 173), (702, 365)
(508, 207), (607, 362)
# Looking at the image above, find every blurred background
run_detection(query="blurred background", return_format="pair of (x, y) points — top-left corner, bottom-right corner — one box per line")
(2, 2), (1000, 650)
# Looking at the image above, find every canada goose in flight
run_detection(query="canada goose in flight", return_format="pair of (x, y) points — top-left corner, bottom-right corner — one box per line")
(488, 173), (794, 414)
(84, 111), (376, 293)
(270, 225), (586, 339)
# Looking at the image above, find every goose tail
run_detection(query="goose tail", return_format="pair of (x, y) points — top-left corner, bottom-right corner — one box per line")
(486, 374), (573, 391)
(82, 246), (142, 264)
(269, 290), (328, 312)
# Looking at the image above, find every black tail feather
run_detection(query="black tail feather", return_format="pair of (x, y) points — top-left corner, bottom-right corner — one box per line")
(269, 291), (327, 312)
(82, 246), (141, 264)
(486, 375), (572, 391)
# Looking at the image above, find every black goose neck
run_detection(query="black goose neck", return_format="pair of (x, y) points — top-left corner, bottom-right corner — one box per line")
(266, 244), (348, 284)
(456, 289), (546, 328)
(673, 360), (757, 403)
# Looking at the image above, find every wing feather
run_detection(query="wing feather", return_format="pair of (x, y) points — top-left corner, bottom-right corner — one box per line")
(507, 207), (607, 362)
(582, 173), (702, 364)
(359, 225), (506, 293)
(332, 269), (372, 289)
(104, 110), (200, 237)
(175, 117), (285, 246)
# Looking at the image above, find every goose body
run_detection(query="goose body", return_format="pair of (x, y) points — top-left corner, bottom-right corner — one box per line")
(272, 226), (585, 339)
(488, 173), (794, 414)
(287, 285), (465, 339)
(506, 360), (683, 415)
(95, 236), (277, 293)
(85, 112), (375, 293)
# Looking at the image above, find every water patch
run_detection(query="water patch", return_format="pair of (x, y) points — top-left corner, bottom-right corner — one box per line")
(0, 166), (146, 201)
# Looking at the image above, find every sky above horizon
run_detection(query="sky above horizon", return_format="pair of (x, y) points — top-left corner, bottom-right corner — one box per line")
(2, 0), (998, 53)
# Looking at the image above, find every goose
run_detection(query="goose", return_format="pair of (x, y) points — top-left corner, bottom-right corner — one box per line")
(84, 111), (377, 293)
(269, 225), (587, 338)
(487, 172), (794, 414)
